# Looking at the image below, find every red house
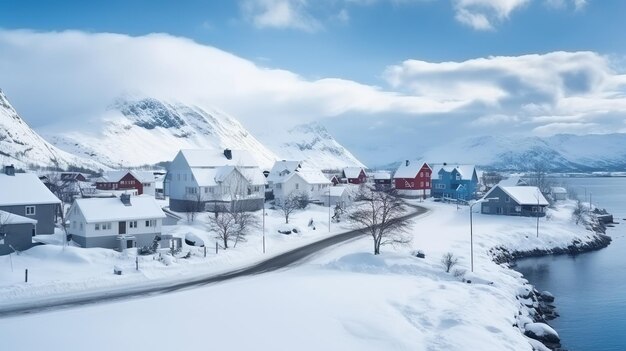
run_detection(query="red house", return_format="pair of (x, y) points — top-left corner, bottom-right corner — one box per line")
(393, 161), (432, 198)
(327, 174), (340, 186)
(342, 167), (367, 184)
(95, 170), (155, 196)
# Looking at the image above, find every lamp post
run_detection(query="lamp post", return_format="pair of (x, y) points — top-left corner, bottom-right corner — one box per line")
(262, 199), (266, 254)
(328, 188), (331, 232)
(469, 197), (498, 272)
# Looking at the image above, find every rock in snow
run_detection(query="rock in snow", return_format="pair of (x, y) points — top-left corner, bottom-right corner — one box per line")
(524, 322), (560, 345)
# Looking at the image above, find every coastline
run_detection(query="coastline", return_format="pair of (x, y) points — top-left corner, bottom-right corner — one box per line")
(491, 220), (613, 351)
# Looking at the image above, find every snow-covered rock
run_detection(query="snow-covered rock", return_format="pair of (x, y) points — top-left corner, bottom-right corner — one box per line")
(260, 122), (365, 170)
(524, 322), (560, 344)
(48, 97), (279, 169)
(0, 89), (104, 170)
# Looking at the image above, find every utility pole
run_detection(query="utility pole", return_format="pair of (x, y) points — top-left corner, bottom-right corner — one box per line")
(590, 192), (593, 211)
(262, 200), (266, 254)
(536, 195), (540, 238)
(328, 189), (331, 232)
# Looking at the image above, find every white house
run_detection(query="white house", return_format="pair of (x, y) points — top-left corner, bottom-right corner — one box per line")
(67, 194), (167, 251)
(322, 186), (353, 208)
(550, 187), (568, 201)
(268, 160), (332, 204)
(166, 149), (267, 212)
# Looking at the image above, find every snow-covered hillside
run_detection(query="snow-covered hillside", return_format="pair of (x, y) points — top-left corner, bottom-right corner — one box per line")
(260, 122), (365, 170)
(48, 97), (279, 169)
(416, 134), (626, 172)
(0, 89), (104, 171)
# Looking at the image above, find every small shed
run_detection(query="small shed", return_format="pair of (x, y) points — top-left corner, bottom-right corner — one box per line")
(322, 186), (352, 208)
(550, 187), (567, 201)
(0, 210), (37, 255)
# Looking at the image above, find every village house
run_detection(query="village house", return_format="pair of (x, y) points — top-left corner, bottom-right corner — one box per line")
(481, 185), (549, 217)
(267, 160), (332, 204)
(67, 194), (168, 250)
(0, 210), (38, 255)
(166, 149), (266, 212)
(550, 187), (568, 201)
(431, 164), (479, 201)
(96, 170), (156, 196)
(373, 171), (392, 191)
(342, 167), (367, 184)
(327, 174), (340, 186)
(0, 165), (61, 234)
(322, 186), (353, 208)
(393, 161), (432, 197)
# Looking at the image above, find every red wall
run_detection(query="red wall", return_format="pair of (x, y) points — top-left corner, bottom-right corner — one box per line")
(395, 164), (432, 190)
(96, 172), (144, 194)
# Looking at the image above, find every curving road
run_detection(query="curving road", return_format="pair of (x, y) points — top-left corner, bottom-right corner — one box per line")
(0, 203), (428, 318)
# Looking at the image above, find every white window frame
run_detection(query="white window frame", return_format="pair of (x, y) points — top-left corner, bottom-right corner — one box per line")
(25, 206), (36, 216)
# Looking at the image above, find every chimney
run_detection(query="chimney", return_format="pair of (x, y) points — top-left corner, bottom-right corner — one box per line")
(443, 162), (447, 166)
(120, 193), (132, 206)
(405, 160), (410, 167)
(4, 164), (15, 176)
(224, 149), (232, 160)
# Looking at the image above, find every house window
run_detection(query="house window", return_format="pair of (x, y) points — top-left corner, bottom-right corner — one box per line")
(496, 207), (503, 214)
(25, 206), (36, 216)
(515, 206), (521, 212)
(186, 187), (197, 194)
(276, 184), (282, 189)
(426, 182), (430, 187)
(129, 221), (138, 228)
(420, 172), (423, 177)
(95, 223), (100, 230)
(426, 172), (430, 177)
(420, 181), (424, 187)
(103, 223), (111, 230)
(80, 223), (83, 230)
(436, 184), (446, 189)
(295, 183), (299, 190)
(505, 196), (510, 203)
(456, 174), (461, 180)
(145, 220), (156, 227)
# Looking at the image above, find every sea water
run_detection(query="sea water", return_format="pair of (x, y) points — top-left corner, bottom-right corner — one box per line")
(515, 177), (626, 351)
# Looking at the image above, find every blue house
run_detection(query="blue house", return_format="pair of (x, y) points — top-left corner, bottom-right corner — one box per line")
(430, 164), (479, 201)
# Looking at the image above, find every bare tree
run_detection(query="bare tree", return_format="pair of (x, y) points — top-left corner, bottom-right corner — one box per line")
(277, 192), (308, 224)
(572, 199), (588, 225)
(527, 162), (554, 195)
(441, 252), (459, 273)
(184, 190), (204, 222)
(348, 188), (411, 255)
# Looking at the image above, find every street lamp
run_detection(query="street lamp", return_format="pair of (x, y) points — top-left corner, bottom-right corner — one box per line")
(469, 197), (499, 272)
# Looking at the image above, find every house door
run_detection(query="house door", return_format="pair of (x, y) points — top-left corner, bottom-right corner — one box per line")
(126, 239), (134, 249)
(119, 221), (126, 235)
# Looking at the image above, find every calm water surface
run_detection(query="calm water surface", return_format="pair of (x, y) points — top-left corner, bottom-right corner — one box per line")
(515, 177), (626, 351)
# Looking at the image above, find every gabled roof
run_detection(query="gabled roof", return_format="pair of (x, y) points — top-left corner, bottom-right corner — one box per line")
(179, 149), (258, 168)
(191, 166), (266, 187)
(373, 171), (392, 180)
(73, 195), (166, 223)
(343, 167), (364, 179)
(393, 161), (430, 179)
(0, 173), (61, 206)
(485, 185), (549, 206)
(432, 164), (477, 180)
(101, 170), (155, 183)
(267, 160), (301, 183)
(0, 210), (37, 225)
(551, 187), (567, 194)
(290, 168), (332, 185)
(498, 176), (528, 187)
(324, 186), (348, 197)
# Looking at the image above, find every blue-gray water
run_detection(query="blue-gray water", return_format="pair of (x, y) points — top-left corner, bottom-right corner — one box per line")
(515, 177), (626, 351)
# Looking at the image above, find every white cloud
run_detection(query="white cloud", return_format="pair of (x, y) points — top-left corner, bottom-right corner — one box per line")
(240, 0), (321, 32)
(545, 0), (587, 10)
(383, 51), (626, 135)
(452, 0), (529, 30)
(0, 29), (462, 132)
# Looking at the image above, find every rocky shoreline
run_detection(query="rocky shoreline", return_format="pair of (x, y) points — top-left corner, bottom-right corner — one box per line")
(490, 214), (614, 351)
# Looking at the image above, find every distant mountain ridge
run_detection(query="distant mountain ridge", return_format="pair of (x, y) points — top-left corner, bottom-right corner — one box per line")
(0, 89), (104, 170)
(408, 134), (626, 172)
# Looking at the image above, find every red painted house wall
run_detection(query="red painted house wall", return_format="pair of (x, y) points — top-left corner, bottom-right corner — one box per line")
(394, 164), (432, 191)
(348, 170), (367, 184)
(96, 172), (144, 195)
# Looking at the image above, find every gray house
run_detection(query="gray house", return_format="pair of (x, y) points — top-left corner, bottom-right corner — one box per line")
(0, 165), (61, 234)
(67, 194), (167, 251)
(481, 185), (549, 217)
(0, 210), (37, 255)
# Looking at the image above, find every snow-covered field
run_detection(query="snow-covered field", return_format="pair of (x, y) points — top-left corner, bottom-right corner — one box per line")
(0, 199), (602, 351)
(0, 204), (352, 310)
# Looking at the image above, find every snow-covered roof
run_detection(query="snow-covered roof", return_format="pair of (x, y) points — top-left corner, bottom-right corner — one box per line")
(373, 171), (391, 180)
(0, 210), (37, 225)
(101, 170), (155, 183)
(486, 185), (549, 206)
(291, 168), (332, 185)
(323, 186), (348, 197)
(180, 149), (258, 168)
(432, 164), (476, 180)
(343, 167), (364, 179)
(498, 177), (528, 187)
(393, 161), (430, 179)
(191, 166), (266, 187)
(0, 173), (61, 206)
(551, 187), (567, 194)
(73, 195), (166, 223)
(267, 160), (301, 183)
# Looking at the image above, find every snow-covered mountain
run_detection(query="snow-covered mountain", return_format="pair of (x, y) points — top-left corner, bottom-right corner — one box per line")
(48, 97), (280, 169)
(416, 134), (626, 172)
(0, 89), (104, 170)
(260, 122), (366, 170)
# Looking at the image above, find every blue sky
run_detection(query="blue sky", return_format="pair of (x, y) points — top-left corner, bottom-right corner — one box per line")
(1, 0), (625, 166)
